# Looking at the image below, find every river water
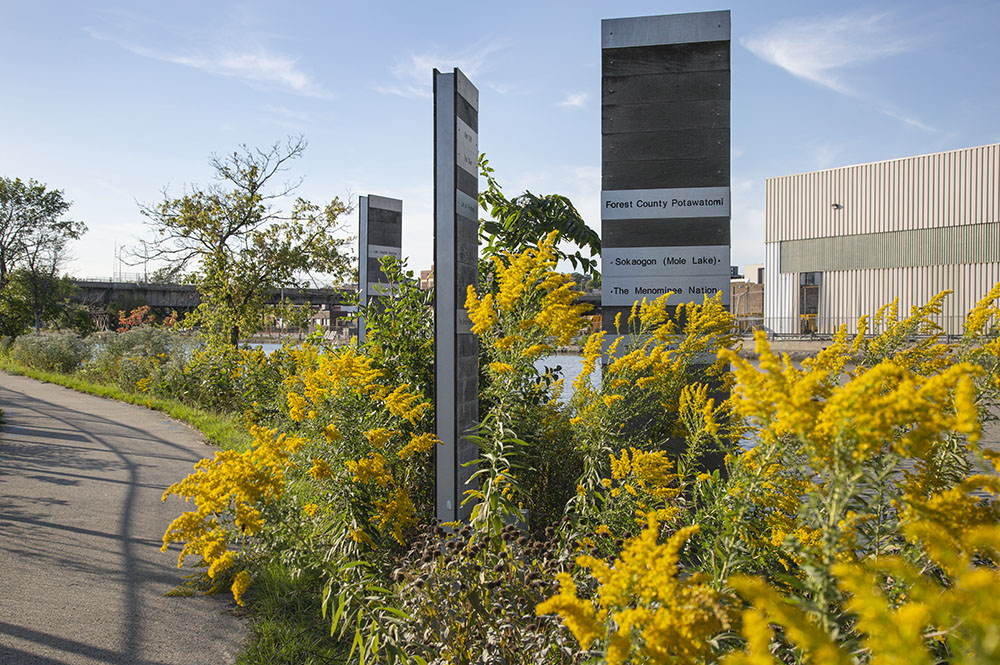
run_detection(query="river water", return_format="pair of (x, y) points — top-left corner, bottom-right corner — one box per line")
(251, 342), (593, 402)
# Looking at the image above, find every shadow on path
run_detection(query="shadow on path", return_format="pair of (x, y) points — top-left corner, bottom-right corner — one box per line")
(0, 374), (243, 665)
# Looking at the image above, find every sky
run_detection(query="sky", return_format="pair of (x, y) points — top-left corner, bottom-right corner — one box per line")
(2, 1), (999, 282)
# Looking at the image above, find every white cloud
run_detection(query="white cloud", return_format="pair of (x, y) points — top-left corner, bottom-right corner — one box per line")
(557, 92), (589, 109)
(375, 41), (505, 98)
(743, 10), (934, 132)
(168, 51), (328, 97)
(85, 23), (330, 98)
(488, 81), (524, 95)
(742, 11), (914, 95)
(877, 105), (935, 132)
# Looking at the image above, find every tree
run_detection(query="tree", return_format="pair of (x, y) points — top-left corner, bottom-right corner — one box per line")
(478, 155), (601, 277)
(148, 264), (186, 285)
(0, 177), (86, 335)
(2, 270), (85, 335)
(138, 137), (352, 346)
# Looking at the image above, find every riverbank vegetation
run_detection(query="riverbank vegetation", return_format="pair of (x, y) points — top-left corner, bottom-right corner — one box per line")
(2, 243), (999, 664)
(2, 144), (999, 662)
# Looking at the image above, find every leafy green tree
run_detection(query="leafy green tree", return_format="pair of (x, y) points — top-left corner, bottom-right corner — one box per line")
(478, 155), (601, 277)
(138, 137), (352, 346)
(148, 264), (186, 285)
(0, 277), (31, 336)
(0, 177), (86, 335)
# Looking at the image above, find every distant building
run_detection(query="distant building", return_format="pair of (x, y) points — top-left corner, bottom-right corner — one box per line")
(731, 281), (764, 332)
(419, 268), (435, 291)
(764, 143), (1000, 335)
(743, 263), (764, 285)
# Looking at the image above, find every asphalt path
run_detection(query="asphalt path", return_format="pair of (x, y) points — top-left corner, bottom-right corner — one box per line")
(0, 372), (245, 665)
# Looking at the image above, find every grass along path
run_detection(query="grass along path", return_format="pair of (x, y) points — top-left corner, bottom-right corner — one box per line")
(0, 355), (349, 664)
(0, 356), (250, 451)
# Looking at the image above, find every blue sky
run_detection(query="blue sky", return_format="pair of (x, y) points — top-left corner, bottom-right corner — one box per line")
(2, 1), (999, 281)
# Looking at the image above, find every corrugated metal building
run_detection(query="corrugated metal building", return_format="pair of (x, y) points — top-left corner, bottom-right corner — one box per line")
(764, 143), (1000, 335)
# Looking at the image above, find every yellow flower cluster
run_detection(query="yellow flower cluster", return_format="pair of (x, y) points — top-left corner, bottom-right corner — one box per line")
(398, 432), (442, 460)
(728, 523), (1000, 664)
(287, 390), (309, 422)
(465, 230), (590, 352)
(538, 573), (600, 648)
(728, 447), (820, 558)
(586, 447), (683, 527)
(901, 449), (1000, 557)
(322, 423), (341, 443)
(493, 334), (522, 351)
(285, 344), (433, 437)
(231, 570), (251, 607)
(539, 516), (730, 665)
(574, 330), (605, 394)
(521, 343), (550, 358)
(284, 344), (384, 420)
(678, 383), (721, 439)
(534, 271), (592, 345)
(345, 452), (392, 487)
(161, 425), (303, 604)
(963, 281), (1000, 338)
(723, 330), (980, 472)
(382, 384), (431, 424)
(862, 291), (955, 375)
(371, 487), (416, 545)
(308, 457), (333, 480)
(467, 292), (498, 335)
(364, 427), (399, 450)
(723, 576), (852, 665)
(570, 294), (734, 436)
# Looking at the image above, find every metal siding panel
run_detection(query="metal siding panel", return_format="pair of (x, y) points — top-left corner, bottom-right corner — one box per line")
(779, 222), (1000, 273)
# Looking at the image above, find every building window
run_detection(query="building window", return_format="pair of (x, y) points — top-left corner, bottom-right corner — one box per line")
(799, 272), (822, 333)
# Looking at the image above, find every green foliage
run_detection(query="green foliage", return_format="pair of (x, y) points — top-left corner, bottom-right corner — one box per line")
(0, 352), (251, 452)
(0, 278), (32, 336)
(359, 257), (434, 394)
(9, 331), (89, 373)
(81, 327), (193, 396)
(181, 343), (298, 416)
(478, 155), (600, 277)
(0, 270), (88, 336)
(236, 562), (347, 665)
(0, 177), (86, 335)
(0, 177), (80, 287)
(139, 136), (352, 346)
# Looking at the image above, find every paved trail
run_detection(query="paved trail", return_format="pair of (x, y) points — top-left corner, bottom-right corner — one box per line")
(0, 373), (244, 665)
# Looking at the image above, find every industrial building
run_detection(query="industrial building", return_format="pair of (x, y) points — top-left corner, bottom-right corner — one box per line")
(764, 143), (1000, 335)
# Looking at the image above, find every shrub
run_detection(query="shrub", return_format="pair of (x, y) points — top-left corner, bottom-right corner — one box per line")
(9, 331), (89, 373)
(158, 234), (1000, 665)
(82, 327), (193, 392)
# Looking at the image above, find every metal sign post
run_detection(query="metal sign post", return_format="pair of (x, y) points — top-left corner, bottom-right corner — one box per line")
(433, 68), (480, 523)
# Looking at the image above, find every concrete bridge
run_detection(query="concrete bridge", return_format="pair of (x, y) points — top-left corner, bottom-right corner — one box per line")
(69, 279), (603, 330)
(70, 279), (353, 321)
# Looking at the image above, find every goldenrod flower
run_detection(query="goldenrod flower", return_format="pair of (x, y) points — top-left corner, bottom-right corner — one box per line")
(231, 570), (251, 606)
(308, 457), (333, 480)
(398, 432), (442, 459)
(363, 428), (399, 450)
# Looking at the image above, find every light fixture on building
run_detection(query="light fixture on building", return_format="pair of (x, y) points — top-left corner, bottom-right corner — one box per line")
(831, 203), (844, 210)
